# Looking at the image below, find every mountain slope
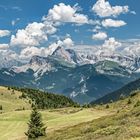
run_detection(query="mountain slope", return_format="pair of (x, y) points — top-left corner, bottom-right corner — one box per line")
(91, 78), (140, 104)
(0, 62), (126, 104)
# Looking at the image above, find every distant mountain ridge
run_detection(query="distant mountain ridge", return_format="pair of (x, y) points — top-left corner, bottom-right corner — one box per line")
(2, 44), (140, 72)
(1, 45), (140, 104)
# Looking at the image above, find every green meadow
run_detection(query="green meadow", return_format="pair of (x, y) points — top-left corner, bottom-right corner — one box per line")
(0, 86), (140, 140)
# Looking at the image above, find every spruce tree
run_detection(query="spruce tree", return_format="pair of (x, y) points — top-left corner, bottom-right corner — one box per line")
(0, 105), (2, 110)
(25, 107), (46, 139)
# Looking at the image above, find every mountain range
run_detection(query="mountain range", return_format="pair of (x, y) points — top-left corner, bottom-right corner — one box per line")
(1, 45), (140, 104)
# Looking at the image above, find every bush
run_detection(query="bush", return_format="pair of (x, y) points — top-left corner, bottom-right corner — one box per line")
(130, 90), (139, 97)
(19, 93), (26, 99)
(82, 104), (90, 108)
(134, 100), (140, 107)
(29, 100), (32, 104)
(21, 93), (26, 98)
(94, 126), (120, 136)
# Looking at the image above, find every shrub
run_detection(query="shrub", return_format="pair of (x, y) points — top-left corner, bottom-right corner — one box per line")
(134, 100), (140, 107)
(130, 90), (139, 97)
(94, 126), (120, 136)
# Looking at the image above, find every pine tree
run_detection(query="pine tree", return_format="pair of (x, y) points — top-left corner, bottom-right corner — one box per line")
(0, 105), (2, 110)
(25, 107), (46, 139)
(105, 104), (109, 109)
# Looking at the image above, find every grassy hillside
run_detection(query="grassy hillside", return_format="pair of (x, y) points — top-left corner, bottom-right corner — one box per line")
(0, 86), (77, 112)
(0, 108), (110, 140)
(0, 86), (31, 112)
(0, 86), (140, 140)
(44, 90), (140, 140)
(0, 86), (111, 140)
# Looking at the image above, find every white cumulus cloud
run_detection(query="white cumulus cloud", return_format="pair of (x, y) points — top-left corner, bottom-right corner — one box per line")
(10, 22), (56, 48)
(0, 30), (11, 37)
(102, 37), (122, 51)
(63, 38), (74, 47)
(102, 19), (126, 27)
(94, 37), (122, 56)
(92, 32), (107, 40)
(43, 3), (88, 24)
(92, 0), (129, 18)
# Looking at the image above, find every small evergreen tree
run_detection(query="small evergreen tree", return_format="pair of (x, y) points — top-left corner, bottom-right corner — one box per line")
(127, 98), (132, 104)
(0, 105), (2, 110)
(105, 104), (109, 109)
(25, 107), (46, 139)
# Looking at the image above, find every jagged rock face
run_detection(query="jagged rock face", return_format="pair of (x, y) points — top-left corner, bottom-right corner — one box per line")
(51, 46), (83, 64)
(29, 55), (49, 65)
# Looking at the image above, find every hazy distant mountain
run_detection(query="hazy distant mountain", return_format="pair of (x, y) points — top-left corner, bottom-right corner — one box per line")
(91, 77), (140, 105)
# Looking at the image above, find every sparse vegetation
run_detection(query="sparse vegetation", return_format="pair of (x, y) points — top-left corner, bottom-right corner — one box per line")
(134, 100), (140, 107)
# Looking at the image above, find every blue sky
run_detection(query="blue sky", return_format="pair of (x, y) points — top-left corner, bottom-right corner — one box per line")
(0, 0), (140, 61)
